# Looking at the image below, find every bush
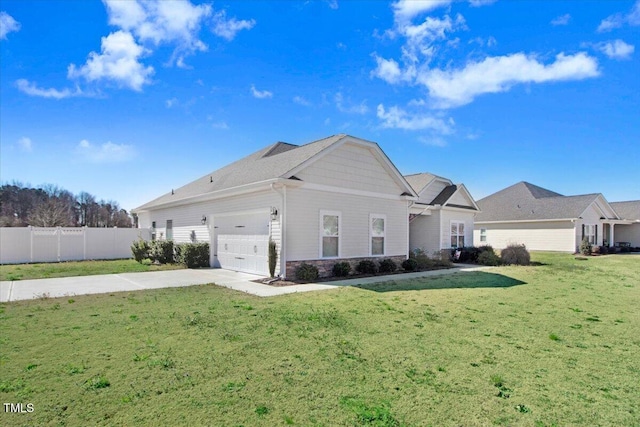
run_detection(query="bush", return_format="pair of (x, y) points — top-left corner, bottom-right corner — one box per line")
(378, 258), (397, 273)
(332, 262), (351, 277)
(176, 243), (210, 268)
(500, 244), (530, 265)
(295, 263), (319, 282)
(477, 250), (501, 266)
(410, 248), (434, 270)
(402, 258), (418, 271)
(580, 238), (592, 256)
(149, 240), (175, 264)
(268, 239), (277, 277)
(451, 246), (480, 263)
(131, 239), (150, 263)
(356, 260), (377, 275)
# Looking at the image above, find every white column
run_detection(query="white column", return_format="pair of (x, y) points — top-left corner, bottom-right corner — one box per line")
(611, 223), (615, 247)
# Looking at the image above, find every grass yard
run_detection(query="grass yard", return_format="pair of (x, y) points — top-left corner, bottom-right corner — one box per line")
(0, 253), (638, 426)
(0, 259), (184, 281)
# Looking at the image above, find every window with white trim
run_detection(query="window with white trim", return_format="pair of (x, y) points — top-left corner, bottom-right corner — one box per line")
(166, 220), (173, 241)
(450, 221), (465, 248)
(584, 224), (596, 245)
(321, 211), (340, 258)
(480, 228), (487, 242)
(370, 214), (386, 256)
(151, 221), (157, 241)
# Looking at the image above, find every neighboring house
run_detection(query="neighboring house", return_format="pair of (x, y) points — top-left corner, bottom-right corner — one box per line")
(610, 201), (640, 247)
(473, 182), (628, 252)
(132, 134), (418, 278)
(404, 173), (480, 256)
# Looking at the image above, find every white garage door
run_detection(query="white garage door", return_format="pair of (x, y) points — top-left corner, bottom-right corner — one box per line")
(214, 212), (270, 276)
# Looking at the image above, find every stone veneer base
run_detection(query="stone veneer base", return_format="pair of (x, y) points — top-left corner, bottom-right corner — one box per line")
(286, 255), (407, 280)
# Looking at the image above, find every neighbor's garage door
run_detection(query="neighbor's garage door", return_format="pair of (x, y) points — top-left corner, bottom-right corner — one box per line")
(214, 212), (270, 275)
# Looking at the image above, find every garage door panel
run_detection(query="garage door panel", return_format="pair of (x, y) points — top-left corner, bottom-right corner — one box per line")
(214, 213), (270, 275)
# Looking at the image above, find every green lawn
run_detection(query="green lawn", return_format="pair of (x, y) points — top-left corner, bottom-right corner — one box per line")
(0, 253), (638, 426)
(0, 259), (185, 281)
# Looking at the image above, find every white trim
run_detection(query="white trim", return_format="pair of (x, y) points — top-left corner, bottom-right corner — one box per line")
(211, 208), (270, 217)
(133, 178), (301, 213)
(369, 213), (386, 257)
(300, 182), (416, 201)
(445, 184), (481, 212)
(476, 218), (578, 224)
(479, 228), (487, 243)
(319, 210), (341, 259)
(450, 220), (465, 249)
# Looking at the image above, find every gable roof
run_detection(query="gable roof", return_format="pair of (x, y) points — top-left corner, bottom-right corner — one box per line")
(404, 172), (478, 211)
(134, 134), (416, 212)
(476, 181), (617, 222)
(611, 200), (640, 221)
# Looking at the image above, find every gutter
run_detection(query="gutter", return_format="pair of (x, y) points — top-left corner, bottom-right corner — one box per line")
(270, 183), (287, 279)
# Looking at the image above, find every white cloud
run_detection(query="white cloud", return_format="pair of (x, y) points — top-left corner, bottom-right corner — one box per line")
(68, 31), (154, 91)
(326, 0), (339, 10)
(18, 137), (32, 152)
(596, 39), (635, 60)
(417, 52), (600, 108)
(293, 96), (311, 106)
(104, 0), (212, 66)
(250, 84), (272, 99)
(371, 55), (413, 84)
(597, 0), (640, 32)
(76, 139), (136, 163)
(212, 10), (255, 41)
(0, 11), (20, 39)
(335, 92), (369, 114)
(377, 104), (452, 133)
(418, 135), (448, 147)
(211, 121), (229, 130)
(15, 79), (85, 99)
(392, 0), (452, 24)
(400, 14), (466, 63)
(165, 97), (178, 108)
(468, 0), (497, 7)
(551, 14), (571, 26)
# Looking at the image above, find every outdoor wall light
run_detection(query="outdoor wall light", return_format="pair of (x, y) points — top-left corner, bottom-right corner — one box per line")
(201, 215), (207, 225)
(270, 207), (278, 220)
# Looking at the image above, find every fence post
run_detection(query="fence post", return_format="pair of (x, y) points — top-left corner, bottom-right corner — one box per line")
(29, 226), (33, 263)
(83, 226), (87, 260)
(57, 226), (61, 262)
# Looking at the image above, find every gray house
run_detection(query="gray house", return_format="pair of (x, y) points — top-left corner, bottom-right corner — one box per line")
(133, 134), (418, 277)
(474, 182), (627, 252)
(610, 201), (640, 248)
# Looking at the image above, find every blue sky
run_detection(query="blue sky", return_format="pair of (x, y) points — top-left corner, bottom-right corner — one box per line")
(1, 0), (639, 211)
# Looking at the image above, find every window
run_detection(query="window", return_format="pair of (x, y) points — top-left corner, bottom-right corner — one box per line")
(584, 224), (596, 245)
(166, 220), (173, 241)
(151, 221), (156, 241)
(370, 214), (386, 256)
(321, 211), (340, 258)
(480, 228), (487, 242)
(450, 221), (465, 248)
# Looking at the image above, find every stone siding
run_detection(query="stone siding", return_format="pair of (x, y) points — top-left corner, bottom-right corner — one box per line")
(286, 255), (407, 280)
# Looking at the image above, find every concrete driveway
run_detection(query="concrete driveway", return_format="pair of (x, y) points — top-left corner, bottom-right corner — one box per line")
(1, 265), (489, 302)
(0, 268), (337, 302)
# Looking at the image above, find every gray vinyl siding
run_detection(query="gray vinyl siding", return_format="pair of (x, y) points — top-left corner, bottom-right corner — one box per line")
(409, 211), (441, 256)
(295, 142), (404, 195)
(286, 187), (408, 261)
(440, 209), (475, 249)
(614, 224), (640, 247)
(473, 221), (576, 252)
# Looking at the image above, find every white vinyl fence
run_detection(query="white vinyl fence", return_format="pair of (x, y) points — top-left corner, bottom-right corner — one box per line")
(0, 227), (151, 264)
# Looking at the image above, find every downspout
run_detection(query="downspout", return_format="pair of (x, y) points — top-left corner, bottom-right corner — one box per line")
(270, 183), (287, 278)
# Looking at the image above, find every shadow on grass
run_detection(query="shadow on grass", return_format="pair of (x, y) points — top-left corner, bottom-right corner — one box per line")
(354, 271), (526, 293)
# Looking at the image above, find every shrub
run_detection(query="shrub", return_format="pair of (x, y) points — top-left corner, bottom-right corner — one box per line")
(332, 261), (351, 277)
(402, 258), (418, 271)
(580, 238), (592, 256)
(410, 248), (434, 270)
(176, 243), (210, 268)
(131, 239), (150, 263)
(149, 240), (175, 264)
(378, 258), (397, 273)
(451, 246), (480, 263)
(356, 260), (377, 275)
(500, 244), (530, 265)
(295, 263), (319, 282)
(477, 250), (501, 266)
(268, 239), (277, 277)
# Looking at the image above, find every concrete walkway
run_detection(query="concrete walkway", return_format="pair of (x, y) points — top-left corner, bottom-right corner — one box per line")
(0, 264), (489, 302)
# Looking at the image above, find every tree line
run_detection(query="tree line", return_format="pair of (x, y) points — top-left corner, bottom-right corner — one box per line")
(0, 182), (133, 228)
